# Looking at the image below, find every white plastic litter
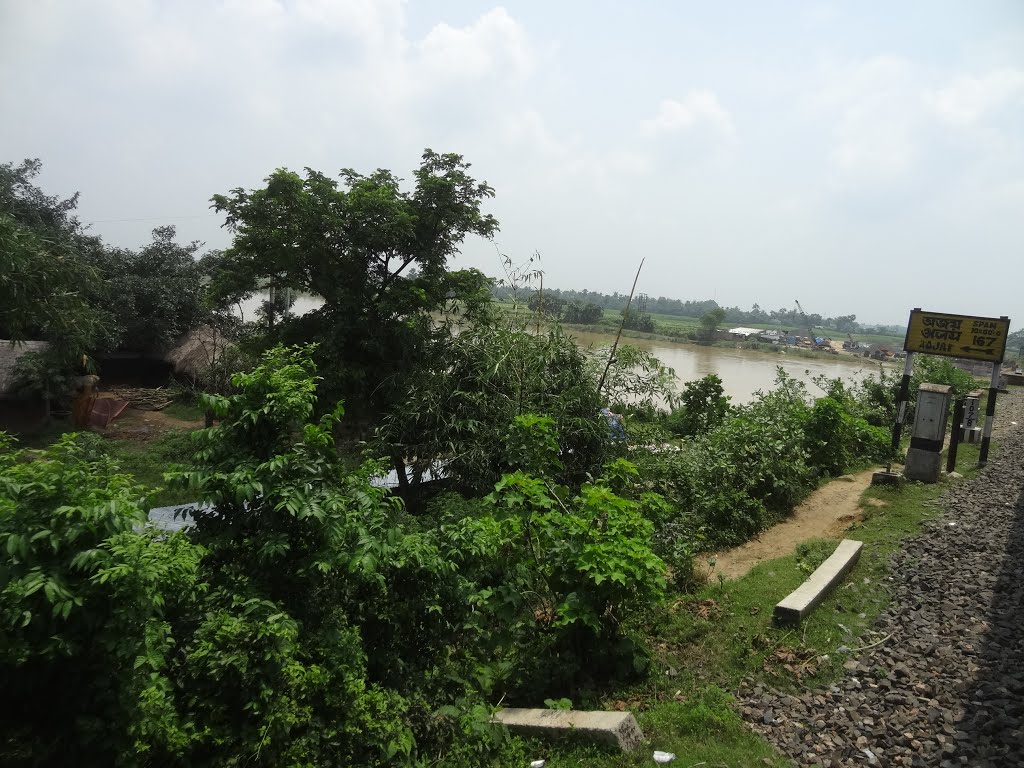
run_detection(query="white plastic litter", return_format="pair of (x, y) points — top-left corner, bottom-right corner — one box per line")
(530, 761), (545, 768)
(653, 751), (676, 763)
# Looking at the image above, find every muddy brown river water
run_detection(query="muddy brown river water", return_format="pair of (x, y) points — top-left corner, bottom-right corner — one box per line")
(567, 329), (888, 405)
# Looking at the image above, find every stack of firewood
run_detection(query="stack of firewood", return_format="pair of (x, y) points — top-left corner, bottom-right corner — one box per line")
(105, 386), (174, 411)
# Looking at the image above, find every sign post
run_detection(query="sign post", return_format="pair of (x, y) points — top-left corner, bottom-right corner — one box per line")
(901, 309), (1010, 469)
(979, 362), (1001, 466)
(890, 351), (915, 453)
(946, 397), (965, 474)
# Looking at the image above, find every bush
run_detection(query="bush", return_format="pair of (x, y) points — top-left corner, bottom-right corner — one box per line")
(634, 367), (892, 556)
(437, 422), (668, 697)
(378, 322), (606, 495)
(665, 374), (732, 438)
(0, 431), (205, 767)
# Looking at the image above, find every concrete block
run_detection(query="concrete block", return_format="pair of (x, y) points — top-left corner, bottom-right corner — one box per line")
(774, 539), (864, 626)
(961, 427), (982, 444)
(870, 470), (904, 487)
(493, 708), (644, 752)
(904, 447), (942, 483)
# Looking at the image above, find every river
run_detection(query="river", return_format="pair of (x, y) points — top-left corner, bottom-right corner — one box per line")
(567, 329), (885, 405)
(236, 292), (883, 406)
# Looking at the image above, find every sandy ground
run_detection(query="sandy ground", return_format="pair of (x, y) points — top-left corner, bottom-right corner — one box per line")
(709, 468), (879, 580)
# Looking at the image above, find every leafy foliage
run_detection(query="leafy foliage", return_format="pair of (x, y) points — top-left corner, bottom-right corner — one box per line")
(911, 354), (978, 400)
(802, 396), (889, 476)
(0, 432), (204, 767)
(94, 226), (207, 354)
(562, 300), (604, 324)
(0, 160), (107, 387)
(590, 343), (679, 413)
(666, 374), (732, 437)
(441, 423), (668, 696)
(377, 321), (606, 494)
(699, 307), (727, 342)
(208, 150), (499, 421)
(635, 368), (892, 551)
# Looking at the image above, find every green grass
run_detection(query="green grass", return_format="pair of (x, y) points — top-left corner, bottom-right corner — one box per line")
(162, 400), (205, 422)
(490, 439), (984, 767)
(105, 429), (200, 507)
(494, 689), (790, 767)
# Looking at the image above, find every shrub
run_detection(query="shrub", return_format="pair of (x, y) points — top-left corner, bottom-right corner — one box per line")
(377, 323), (606, 495)
(439, 420), (668, 696)
(0, 431), (204, 767)
(665, 373), (732, 438)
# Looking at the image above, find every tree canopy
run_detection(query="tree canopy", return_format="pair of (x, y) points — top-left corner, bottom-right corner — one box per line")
(0, 159), (105, 355)
(95, 226), (207, 354)
(208, 150), (499, 419)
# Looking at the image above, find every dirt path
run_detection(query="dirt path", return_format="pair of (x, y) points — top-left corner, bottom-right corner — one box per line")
(710, 469), (877, 580)
(101, 406), (203, 440)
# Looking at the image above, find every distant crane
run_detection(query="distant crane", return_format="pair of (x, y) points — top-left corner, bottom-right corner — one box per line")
(794, 299), (814, 344)
(793, 299), (808, 330)
(795, 299), (832, 351)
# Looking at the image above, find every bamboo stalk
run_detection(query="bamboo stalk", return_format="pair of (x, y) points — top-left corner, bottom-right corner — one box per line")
(597, 258), (645, 395)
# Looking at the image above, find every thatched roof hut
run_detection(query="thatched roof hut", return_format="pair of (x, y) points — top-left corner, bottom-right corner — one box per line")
(164, 325), (233, 380)
(0, 340), (48, 395)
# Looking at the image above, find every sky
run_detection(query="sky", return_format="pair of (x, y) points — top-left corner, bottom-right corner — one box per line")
(2, 1), (1022, 328)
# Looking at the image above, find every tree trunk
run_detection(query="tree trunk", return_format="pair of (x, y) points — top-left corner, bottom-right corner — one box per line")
(392, 455), (409, 491)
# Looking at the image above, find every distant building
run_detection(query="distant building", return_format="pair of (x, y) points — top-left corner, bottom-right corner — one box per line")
(728, 327), (762, 339)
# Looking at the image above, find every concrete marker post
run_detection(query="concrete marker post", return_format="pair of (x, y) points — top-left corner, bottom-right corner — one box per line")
(978, 361), (1000, 467)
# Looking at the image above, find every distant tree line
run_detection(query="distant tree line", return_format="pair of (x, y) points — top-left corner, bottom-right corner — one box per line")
(493, 284), (905, 337)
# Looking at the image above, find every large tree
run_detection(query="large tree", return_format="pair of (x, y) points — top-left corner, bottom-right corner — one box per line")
(208, 150), (499, 421)
(0, 159), (105, 353)
(95, 226), (207, 354)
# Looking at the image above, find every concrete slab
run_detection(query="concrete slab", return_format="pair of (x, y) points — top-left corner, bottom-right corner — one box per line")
(493, 708), (644, 752)
(774, 539), (864, 626)
(871, 470), (904, 487)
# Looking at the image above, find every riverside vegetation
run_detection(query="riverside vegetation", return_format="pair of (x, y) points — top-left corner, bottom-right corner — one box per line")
(0, 152), (992, 766)
(0, 342), (904, 766)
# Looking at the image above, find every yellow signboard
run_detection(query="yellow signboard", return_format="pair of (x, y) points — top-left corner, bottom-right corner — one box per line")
(904, 309), (1010, 363)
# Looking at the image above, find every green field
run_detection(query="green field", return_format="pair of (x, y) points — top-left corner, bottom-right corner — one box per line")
(496, 299), (906, 350)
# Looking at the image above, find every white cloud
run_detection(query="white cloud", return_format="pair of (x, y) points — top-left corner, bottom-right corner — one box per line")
(817, 56), (919, 175)
(642, 91), (736, 139)
(926, 69), (1024, 126)
(416, 7), (533, 84)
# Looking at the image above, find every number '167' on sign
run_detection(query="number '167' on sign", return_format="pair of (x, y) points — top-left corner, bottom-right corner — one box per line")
(903, 310), (1010, 364)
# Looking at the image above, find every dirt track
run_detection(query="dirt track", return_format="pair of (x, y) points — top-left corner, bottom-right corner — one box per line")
(711, 469), (878, 580)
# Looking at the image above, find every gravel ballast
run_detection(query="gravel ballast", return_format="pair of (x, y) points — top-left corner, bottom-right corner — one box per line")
(741, 388), (1024, 767)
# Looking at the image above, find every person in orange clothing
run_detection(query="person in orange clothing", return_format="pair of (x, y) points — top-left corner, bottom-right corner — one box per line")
(70, 356), (100, 428)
